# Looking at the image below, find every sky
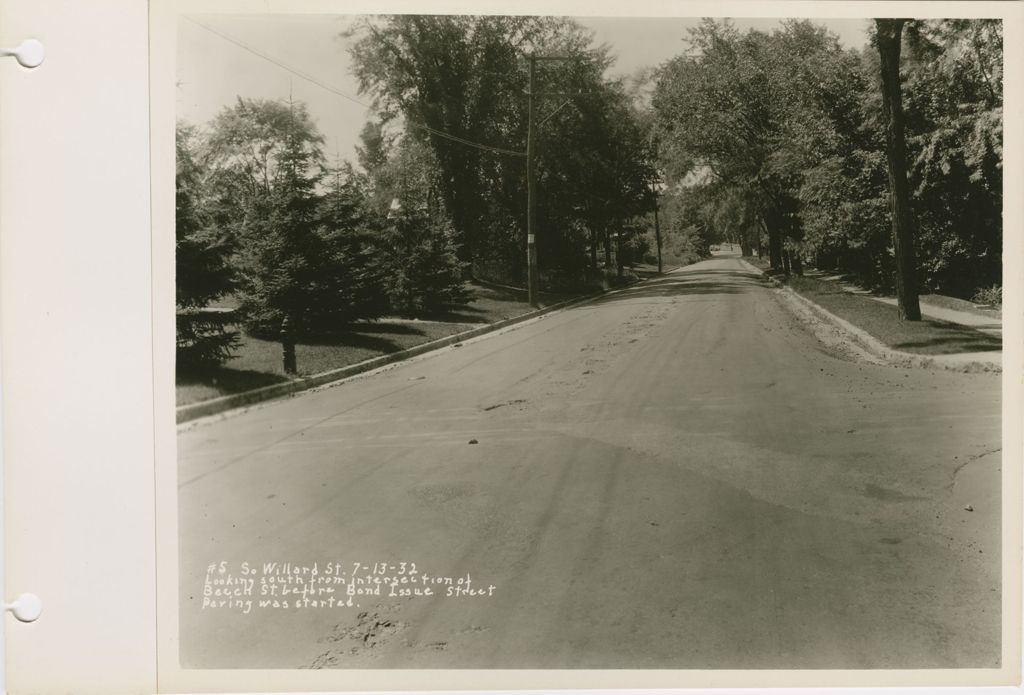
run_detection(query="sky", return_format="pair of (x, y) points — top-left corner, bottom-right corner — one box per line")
(176, 15), (872, 166)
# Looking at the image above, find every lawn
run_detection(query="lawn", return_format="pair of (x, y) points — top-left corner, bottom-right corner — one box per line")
(784, 275), (1002, 356)
(805, 268), (1003, 320)
(742, 255), (771, 271)
(176, 281), (589, 407)
(919, 292), (1002, 320)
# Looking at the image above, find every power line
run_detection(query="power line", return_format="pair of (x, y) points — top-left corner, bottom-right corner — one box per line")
(184, 16), (525, 158)
(185, 16), (368, 109)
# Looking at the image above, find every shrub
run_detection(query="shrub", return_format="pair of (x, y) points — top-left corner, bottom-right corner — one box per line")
(176, 311), (241, 371)
(972, 284), (1002, 308)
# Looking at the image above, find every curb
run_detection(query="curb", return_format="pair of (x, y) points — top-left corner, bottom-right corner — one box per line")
(175, 273), (660, 424)
(738, 259), (1001, 374)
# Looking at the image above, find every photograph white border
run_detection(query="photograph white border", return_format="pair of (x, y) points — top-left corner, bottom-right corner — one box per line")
(152, 0), (1023, 690)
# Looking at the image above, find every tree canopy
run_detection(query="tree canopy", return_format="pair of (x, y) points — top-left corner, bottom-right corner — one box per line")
(652, 18), (1002, 297)
(346, 15), (662, 283)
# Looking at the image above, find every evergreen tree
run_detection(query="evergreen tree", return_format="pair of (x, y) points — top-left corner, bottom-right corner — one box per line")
(233, 99), (329, 336)
(375, 137), (470, 315)
(316, 162), (389, 322)
(175, 122), (239, 368)
(379, 207), (470, 315)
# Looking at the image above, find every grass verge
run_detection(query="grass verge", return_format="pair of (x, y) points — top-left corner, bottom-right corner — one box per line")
(782, 275), (1001, 356)
(177, 281), (592, 407)
(805, 269), (1003, 320)
(742, 255), (771, 272)
(919, 292), (1002, 320)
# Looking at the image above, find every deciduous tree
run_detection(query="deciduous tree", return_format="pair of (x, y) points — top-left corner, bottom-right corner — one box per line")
(874, 18), (921, 320)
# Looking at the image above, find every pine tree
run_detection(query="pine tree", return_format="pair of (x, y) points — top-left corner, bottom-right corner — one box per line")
(234, 98), (330, 338)
(315, 162), (389, 323)
(373, 137), (470, 316)
(175, 122), (239, 369)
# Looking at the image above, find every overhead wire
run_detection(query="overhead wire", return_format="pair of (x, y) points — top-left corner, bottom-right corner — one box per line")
(184, 16), (526, 158)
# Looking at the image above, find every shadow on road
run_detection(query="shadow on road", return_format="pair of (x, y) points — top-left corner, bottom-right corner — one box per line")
(589, 265), (763, 305)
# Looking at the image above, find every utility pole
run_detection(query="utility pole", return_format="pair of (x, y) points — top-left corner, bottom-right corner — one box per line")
(615, 230), (624, 279)
(652, 186), (663, 274)
(527, 54), (538, 307)
(525, 53), (572, 308)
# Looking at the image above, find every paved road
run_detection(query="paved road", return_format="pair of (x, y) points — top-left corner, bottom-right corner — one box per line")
(178, 252), (1001, 669)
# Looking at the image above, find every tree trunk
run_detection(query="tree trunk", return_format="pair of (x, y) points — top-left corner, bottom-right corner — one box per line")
(589, 228), (598, 269)
(875, 18), (922, 321)
(653, 198), (663, 273)
(790, 249), (803, 275)
(616, 231), (624, 279)
(280, 315), (297, 375)
(767, 221), (783, 272)
(782, 249), (791, 275)
(603, 229), (612, 267)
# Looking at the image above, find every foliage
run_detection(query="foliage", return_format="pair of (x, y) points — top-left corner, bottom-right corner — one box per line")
(971, 284), (1002, 308)
(348, 16), (543, 268)
(346, 15), (658, 286)
(536, 68), (657, 279)
(202, 98), (392, 338)
(223, 99), (335, 336)
(652, 18), (1003, 298)
(651, 20), (838, 269)
(355, 119), (394, 176)
(658, 185), (718, 261)
(175, 313), (241, 371)
(175, 122), (239, 367)
(315, 163), (391, 322)
(379, 207), (470, 315)
(372, 136), (471, 314)
(902, 19), (1002, 297)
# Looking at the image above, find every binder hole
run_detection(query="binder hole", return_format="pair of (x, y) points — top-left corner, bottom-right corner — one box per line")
(6, 593), (42, 622)
(2, 39), (45, 69)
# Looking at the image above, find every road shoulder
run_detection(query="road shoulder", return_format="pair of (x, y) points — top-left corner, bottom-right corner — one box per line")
(739, 259), (1001, 373)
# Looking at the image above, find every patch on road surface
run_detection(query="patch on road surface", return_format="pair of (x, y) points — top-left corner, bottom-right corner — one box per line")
(862, 483), (928, 503)
(412, 482), (477, 506)
(482, 399), (527, 412)
(309, 610), (408, 666)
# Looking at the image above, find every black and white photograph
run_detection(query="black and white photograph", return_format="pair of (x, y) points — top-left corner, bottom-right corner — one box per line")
(172, 7), (1009, 677)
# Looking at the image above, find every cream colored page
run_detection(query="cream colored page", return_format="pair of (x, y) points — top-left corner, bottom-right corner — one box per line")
(0, 0), (1020, 693)
(155, 0), (1023, 690)
(1, 0), (156, 693)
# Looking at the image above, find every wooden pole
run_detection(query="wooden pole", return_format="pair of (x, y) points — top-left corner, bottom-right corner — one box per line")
(526, 54), (539, 307)
(653, 188), (663, 273)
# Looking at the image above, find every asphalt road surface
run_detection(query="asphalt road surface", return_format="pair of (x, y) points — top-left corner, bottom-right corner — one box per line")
(178, 251), (1001, 669)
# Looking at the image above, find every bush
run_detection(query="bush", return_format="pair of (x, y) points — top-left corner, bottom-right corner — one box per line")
(176, 123), (239, 366)
(972, 284), (1002, 308)
(176, 311), (241, 371)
